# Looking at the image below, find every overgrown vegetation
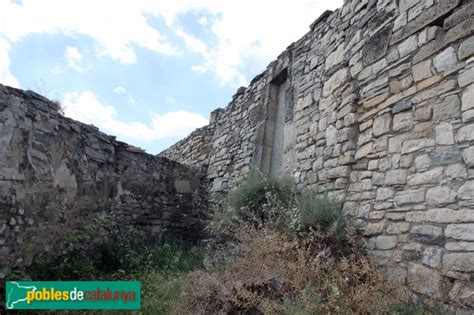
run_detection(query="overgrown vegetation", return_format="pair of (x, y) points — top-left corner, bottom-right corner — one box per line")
(177, 171), (444, 314)
(7, 171), (451, 314)
(15, 236), (203, 314)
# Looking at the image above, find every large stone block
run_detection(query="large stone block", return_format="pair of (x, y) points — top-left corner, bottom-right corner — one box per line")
(458, 181), (474, 200)
(459, 36), (474, 60)
(443, 253), (474, 272)
(446, 224), (474, 241)
(462, 84), (474, 111)
(408, 263), (443, 298)
(435, 122), (454, 145)
(385, 170), (407, 185)
(407, 167), (443, 186)
(426, 186), (456, 206)
(430, 147), (462, 166)
(323, 68), (348, 97)
(432, 95), (460, 120)
(433, 47), (458, 73)
(394, 189), (425, 206)
(373, 113), (392, 137)
(375, 235), (398, 250)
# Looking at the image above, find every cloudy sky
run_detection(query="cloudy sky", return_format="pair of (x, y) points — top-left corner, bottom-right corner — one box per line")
(0, 0), (342, 154)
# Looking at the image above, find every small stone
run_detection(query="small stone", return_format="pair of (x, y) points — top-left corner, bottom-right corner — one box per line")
(415, 154), (431, 170)
(355, 142), (374, 160)
(394, 189), (425, 206)
(323, 68), (348, 97)
(368, 160), (378, 170)
(459, 35), (474, 60)
(392, 99), (413, 114)
(462, 110), (474, 123)
(426, 186), (456, 205)
(414, 106), (432, 121)
(446, 163), (467, 180)
(413, 60), (432, 82)
(344, 113), (357, 126)
(400, 154), (413, 168)
(458, 124), (474, 143)
(459, 68), (474, 88)
(385, 170), (407, 185)
(365, 222), (385, 236)
(378, 157), (391, 171)
(386, 222), (410, 234)
(463, 146), (474, 166)
(411, 225), (443, 238)
(431, 147), (462, 166)
(377, 187), (394, 201)
(407, 167), (443, 186)
(325, 44), (345, 70)
(398, 35), (418, 58)
(433, 47), (457, 72)
(446, 224), (474, 241)
(446, 242), (474, 251)
(393, 112), (413, 132)
(402, 138), (435, 154)
(326, 125), (337, 146)
(400, 0), (417, 11)
(435, 122), (454, 145)
(443, 253), (474, 272)
(432, 95), (460, 120)
(422, 247), (442, 268)
(408, 263), (442, 298)
(376, 235), (398, 250)
(458, 181), (474, 200)
(393, 11), (407, 31)
(462, 84), (474, 111)
(373, 113), (392, 137)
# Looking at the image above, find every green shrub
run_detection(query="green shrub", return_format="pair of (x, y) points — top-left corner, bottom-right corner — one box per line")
(296, 193), (346, 237)
(225, 170), (295, 221)
(27, 239), (203, 281)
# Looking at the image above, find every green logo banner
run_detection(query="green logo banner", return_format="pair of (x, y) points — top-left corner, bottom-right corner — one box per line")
(5, 281), (140, 310)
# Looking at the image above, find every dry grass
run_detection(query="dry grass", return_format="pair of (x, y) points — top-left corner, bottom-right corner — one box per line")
(174, 223), (411, 314)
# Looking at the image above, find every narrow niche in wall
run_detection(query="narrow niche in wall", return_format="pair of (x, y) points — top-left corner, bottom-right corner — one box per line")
(261, 68), (295, 178)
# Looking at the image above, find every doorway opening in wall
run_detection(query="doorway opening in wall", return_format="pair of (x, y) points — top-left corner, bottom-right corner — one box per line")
(261, 68), (294, 179)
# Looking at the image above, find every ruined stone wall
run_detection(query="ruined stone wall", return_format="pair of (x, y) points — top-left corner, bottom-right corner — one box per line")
(0, 84), (207, 278)
(161, 0), (474, 305)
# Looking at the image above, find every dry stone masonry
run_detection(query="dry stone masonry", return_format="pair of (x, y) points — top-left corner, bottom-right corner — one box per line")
(0, 85), (208, 279)
(161, 0), (474, 306)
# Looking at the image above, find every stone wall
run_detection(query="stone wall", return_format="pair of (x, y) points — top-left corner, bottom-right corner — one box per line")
(161, 0), (474, 305)
(0, 84), (208, 278)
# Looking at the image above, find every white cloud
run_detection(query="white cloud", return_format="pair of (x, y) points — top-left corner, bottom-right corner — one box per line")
(0, 0), (344, 87)
(0, 37), (19, 87)
(165, 96), (177, 105)
(65, 46), (89, 72)
(197, 16), (208, 26)
(62, 90), (208, 142)
(191, 65), (207, 74)
(113, 86), (127, 94)
(50, 65), (63, 75)
(175, 28), (208, 55)
(0, 0), (180, 64)
(165, 0), (344, 86)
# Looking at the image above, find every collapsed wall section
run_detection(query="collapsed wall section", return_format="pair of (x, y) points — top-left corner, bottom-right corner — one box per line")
(0, 85), (207, 278)
(161, 0), (474, 305)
